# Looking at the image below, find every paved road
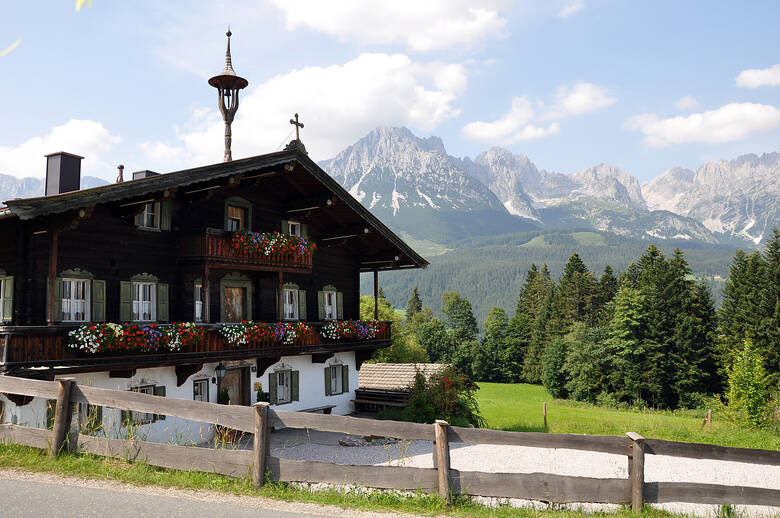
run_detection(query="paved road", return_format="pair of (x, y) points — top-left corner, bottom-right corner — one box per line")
(0, 478), (334, 518)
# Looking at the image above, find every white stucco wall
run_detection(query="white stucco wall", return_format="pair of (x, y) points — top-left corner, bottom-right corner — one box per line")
(0, 351), (358, 445)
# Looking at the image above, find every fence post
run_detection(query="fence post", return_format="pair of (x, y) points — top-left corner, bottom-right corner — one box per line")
(543, 402), (547, 429)
(252, 402), (270, 487)
(626, 432), (645, 512)
(434, 420), (451, 504)
(50, 378), (74, 457)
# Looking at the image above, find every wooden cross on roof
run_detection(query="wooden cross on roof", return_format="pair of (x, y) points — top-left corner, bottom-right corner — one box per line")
(289, 113), (304, 141)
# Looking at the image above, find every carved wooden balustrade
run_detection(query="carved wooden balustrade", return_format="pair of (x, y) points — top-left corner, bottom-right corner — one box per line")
(0, 322), (391, 375)
(179, 229), (313, 272)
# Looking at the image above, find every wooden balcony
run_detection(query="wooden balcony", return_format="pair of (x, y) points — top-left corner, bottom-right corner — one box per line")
(179, 229), (313, 272)
(0, 322), (391, 377)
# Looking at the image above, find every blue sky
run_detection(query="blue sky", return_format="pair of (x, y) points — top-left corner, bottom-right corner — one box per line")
(1, 1), (780, 183)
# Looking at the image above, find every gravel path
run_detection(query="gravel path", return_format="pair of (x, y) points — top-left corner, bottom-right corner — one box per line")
(270, 428), (780, 517)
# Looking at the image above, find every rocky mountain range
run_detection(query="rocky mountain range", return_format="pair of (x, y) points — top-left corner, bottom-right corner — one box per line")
(321, 127), (776, 246)
(0, 174), (108, 202)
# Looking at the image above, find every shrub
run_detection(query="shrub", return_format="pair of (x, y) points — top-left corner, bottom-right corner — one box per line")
(718, 339), (770, 428)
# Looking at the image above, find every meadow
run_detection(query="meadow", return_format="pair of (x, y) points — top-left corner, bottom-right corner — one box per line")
(476, 383), (779, 451)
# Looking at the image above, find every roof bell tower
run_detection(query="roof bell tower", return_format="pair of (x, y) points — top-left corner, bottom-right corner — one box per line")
(208, 28), (249, 162)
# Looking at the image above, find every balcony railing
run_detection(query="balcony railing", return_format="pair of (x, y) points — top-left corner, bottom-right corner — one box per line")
(0, 321), (391, 374)
(180, 229), (313, 271)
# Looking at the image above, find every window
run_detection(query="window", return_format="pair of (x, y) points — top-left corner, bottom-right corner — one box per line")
(283, 288), (298, 320)
(129, 385), (155, 424)
(226, 205), (247, 231)
(138, 202), (160, 229)
(61, 278), (90, 322)
(323, 290), (337, 320)
(288, 221), (301, 237)
(276, 370), (291, 404)
(193, 379), (209, 402)
(194, 283), (203, 322)
(330, 365), (343, 395)
(133, 282), (156, 322)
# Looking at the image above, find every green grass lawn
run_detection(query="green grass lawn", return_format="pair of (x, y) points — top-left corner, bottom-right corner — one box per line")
(476, 383), (779, 451)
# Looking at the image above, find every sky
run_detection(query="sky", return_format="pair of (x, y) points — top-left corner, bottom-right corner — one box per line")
(1, 1), (780, 184)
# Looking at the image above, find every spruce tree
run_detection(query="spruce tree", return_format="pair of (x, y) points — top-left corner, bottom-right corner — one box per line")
(405, 286), (423, 319)
(523, 284), (555, 383)
(504, 312), (531, 382)
(606, 285), (646, 403)
(441, 291), (478, 344)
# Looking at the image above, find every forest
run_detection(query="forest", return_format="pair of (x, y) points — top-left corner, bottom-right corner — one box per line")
(366, 229), (780, 430)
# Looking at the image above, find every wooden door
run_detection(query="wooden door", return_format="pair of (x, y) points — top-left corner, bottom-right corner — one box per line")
(224, 287), (245, 322)
(221, 367), (250, 406)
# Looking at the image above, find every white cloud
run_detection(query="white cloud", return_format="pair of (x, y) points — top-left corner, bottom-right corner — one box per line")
(736, 64), (780, 88)
(0, 120), (121, 179)
(462, 97), (560, 144)
(268, 0), (507, 52)
(676, 96), (700, 111)
(141, 53), (465, 167)
(544, 81), (616, 119)
(558, 0), (584, 18)
(627, 103), (780, 147)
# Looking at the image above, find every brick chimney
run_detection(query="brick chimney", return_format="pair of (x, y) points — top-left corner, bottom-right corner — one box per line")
(45, 152), (83, 196)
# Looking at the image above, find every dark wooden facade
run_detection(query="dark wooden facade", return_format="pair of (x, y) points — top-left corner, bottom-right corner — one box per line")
(0, 148), (427, 377)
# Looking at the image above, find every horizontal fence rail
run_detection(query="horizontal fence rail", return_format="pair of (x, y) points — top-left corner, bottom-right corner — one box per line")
(0, 375), (778, 509)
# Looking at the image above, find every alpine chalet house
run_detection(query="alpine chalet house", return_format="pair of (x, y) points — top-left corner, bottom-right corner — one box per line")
(0, 31), (427, 443)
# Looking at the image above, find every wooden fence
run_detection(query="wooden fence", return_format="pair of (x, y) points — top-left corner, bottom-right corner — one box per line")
(0, 376), (778, 511)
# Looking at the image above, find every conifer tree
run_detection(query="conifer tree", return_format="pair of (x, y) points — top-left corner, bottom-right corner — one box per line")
(504, 312), (531, 382)
(523, 284), (555, 383)
(405, 286), (422, 319)
(441, 291), (478, 344)
(606, 285), (646, 402)
(472, 307), (510, 382)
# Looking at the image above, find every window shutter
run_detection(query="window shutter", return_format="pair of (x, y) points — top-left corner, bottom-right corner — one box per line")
(154, 385), (166, 421)
(324, 367), (332, 396)
(157, 283), (169, 322)
(301, 224), (308, 238)
(317, 291), (325, 321)
(1, 276), (13, 321)
(268, 372), (278, 405)
(336, 292), (344, 320)
(342, 365), (349, 393)
(46, 278), (63, 323)
(160, 200), (172, 231)
(281, 219), (289, 234)
(275, 288), (280, 320)
(298, 290), (306, 321)
(134, 212), (142, 227)
(91, 280), (106, 322)
(291, 371), (300, 401)
(120, 281), (133, 322)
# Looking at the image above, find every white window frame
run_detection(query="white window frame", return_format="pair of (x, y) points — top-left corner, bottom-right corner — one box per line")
(329, 365), (343, 395)
(129, 385), (155, 424)
(277, 370), (292, 404)
(193, 379), (209, 402)
(138, 202), (160, 230)
(194, 282), (203, 322)
(61, 278), (90, 323)
(132, 282), (157, 322)
(288, 220), (301, 237)
(283, 288), (298, 320)
(323, 290), (337, 321)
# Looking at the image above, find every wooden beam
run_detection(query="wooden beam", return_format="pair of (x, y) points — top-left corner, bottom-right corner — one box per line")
(627, 432), (645, 512)
(252, 402), (270, 487)
(256, 357), (281, 376)
(109, 369), (137, 379)
(175, 364), (203, 386)
(373, 270), (379, 320)
(277, 271), (283, 321)
(50, 378), (74, 456)
(46, 230), (58, 326)
(434, 420), (451, 504)
(311, 353), (331, 364)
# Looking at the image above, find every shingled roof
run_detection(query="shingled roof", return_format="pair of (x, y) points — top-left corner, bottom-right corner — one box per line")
(358, 363), (449, 391)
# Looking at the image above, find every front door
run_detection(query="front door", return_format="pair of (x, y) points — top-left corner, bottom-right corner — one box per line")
(224, 287), (245, 322)
(221, 367), (250, 406)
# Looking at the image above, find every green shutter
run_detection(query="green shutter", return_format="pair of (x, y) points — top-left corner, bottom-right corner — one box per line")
(120, 281), (133, 322)
(317, 291), (325, 321)
(301, 224), (308, 238)
(336, 292), (344, 320)
(324, 367), (332, 396)
(268, 372), (278, 405)
(154, 385), (166, 421)
(281, 219), (289, 234)
(134, 213), (142, 227)
(291, 371), (300, 402)
(1, 276), (13, 322)
(46, 278), (63, 323)
(342, 365), (349, 393)
(160, 200), (172, 231)
(298, 290), (306, 320)
(157, 283), (169, 322)
(91, 280), (105, 322)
